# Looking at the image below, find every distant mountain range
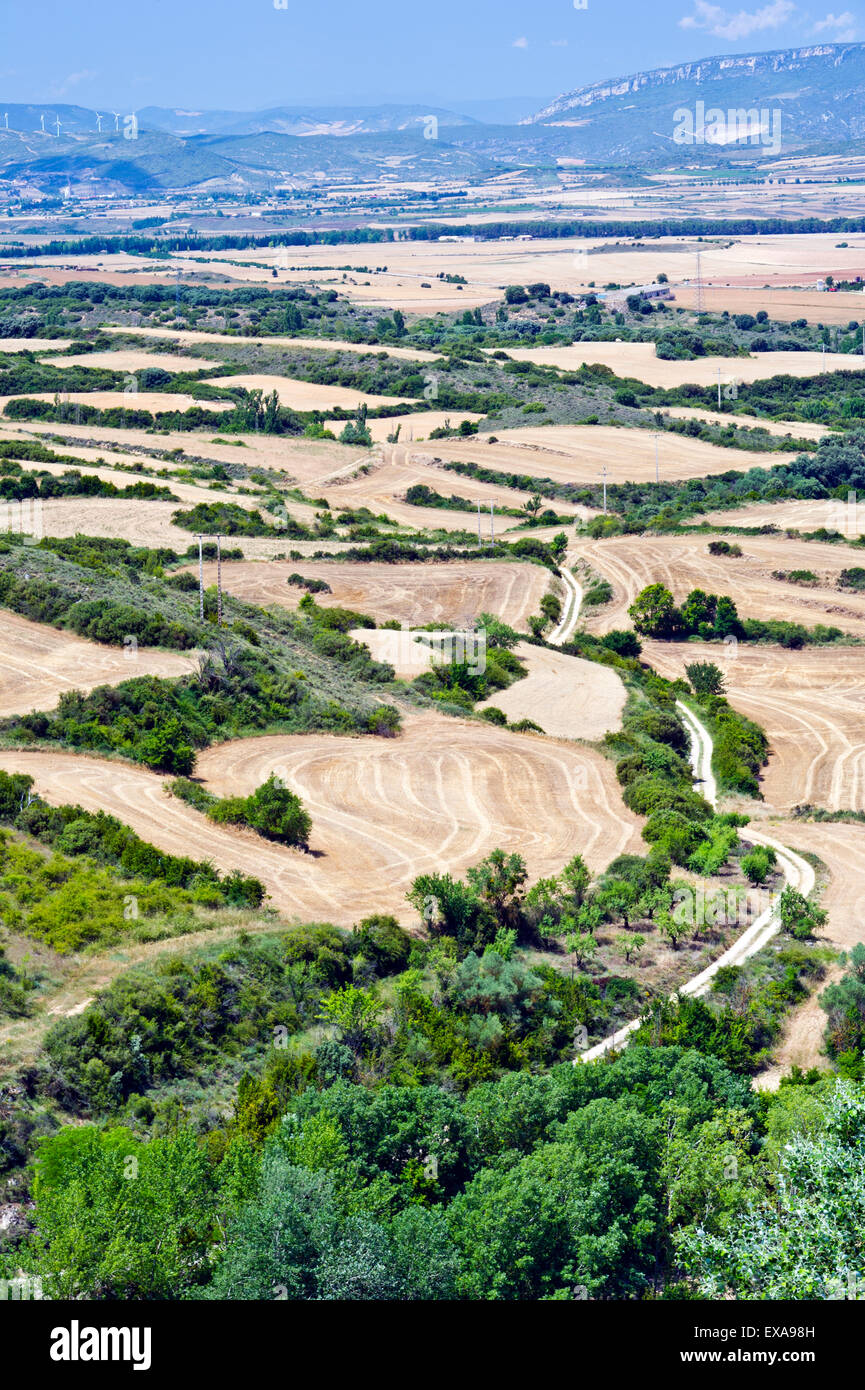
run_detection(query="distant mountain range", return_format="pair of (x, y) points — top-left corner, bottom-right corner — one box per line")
(4, 45), (865, 196)
(524, 42), (865, 160)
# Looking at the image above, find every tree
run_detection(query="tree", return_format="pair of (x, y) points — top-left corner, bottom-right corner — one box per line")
(466, 850), (528, 932)
(319, 984), (383, 1055)
(741, 848), (774, 886)
(353, 914), (412, 974)
(615, 933), (645, 965)
(680, 1080), (865, 1299)
(778, 885), (827, 941)
(628, 583), (680, 638)
(566, 930), (597, 970)
(245, 774), (311, 847)
(680, 589), (717, 634)
(685, 661), (726, 697)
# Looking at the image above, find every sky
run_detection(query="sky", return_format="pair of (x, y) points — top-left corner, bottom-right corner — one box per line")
(0, 0), (860, 113)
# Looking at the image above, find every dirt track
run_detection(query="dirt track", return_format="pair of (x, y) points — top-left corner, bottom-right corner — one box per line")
(0, 715), (643, 926)
(0, 609), (196, 714)
(754, 821), (865, 1088)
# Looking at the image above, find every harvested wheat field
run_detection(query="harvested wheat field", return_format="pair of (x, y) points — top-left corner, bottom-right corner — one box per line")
(663, 406), (828, 441)
(431, 425), (784, 486)
(643, 640), (865, 813)
(29, 497), (309, 555)
(673, 285), (865, 327)
(698, 498), (861, 532)
(41, 350), (221, 373)
(495, 342), (863, 389)
(477, 643), (627, 740)
(103, 325), (439, 362)
(193, 558), (550, 629)
(0, 391), (234, 414)
(578, 532), (865, 639)
(300, 447), (589, 530)
(0, 338), (73, 352)
(200, 373), (413, 412)
(0, 715), (643, 924)
(0, 608), (196, 715)
(755, 821), (865, 1088)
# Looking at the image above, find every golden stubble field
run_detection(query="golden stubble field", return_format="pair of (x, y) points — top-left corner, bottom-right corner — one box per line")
(576, 531), (865, 812)
(0, 716), (643, 926)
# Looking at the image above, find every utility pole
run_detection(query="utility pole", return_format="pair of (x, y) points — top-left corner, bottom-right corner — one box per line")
(197, 534), (204, 621)
(655, 434), (659, 485)
(602, 465), (607, 515)
(717, 366), (722, 410)
(695, 249), (704, 314)
(216, 535), (223, 627)
(489, 501), (495, 546)
(476, 500), (482, 546)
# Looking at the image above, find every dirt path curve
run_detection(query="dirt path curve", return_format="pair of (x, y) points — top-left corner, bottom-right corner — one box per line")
(579, 701), (815, 1064)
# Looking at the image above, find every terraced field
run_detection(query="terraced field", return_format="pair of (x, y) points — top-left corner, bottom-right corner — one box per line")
(578, 532), (865, 638)
(0, 608), (196, 714)
(193, 557), (550, 628)
(0, 715), (643, 926)
(430, 424), (785, 485)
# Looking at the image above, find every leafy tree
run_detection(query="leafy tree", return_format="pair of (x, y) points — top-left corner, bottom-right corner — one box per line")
(628, 584), (680, 638)
(778, 885), (827, 941)
(466, 851), (528, 933)
(680, 1080), (865, 1298)
(685, 661), (727, 697)
(244, 774), (312, 847)
(319, 985), (383, 1055)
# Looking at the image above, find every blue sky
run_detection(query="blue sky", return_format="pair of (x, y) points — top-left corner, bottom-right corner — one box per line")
(0, 0), (860, 112)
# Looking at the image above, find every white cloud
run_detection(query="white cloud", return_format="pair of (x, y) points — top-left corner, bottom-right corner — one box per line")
(551, 38), (569, 46)
(679, 0), (796, 40)
(812, 10), (858, 38)
(48, 69), (98, 98)
(512, 36), (529, 48)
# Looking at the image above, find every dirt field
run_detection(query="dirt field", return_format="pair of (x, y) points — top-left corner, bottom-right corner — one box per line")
(102, 326), (439, 362)
(477, 642), (627, 740)
(664, 406), (828, 441)
(0, 715), (643, 924)
(495, 343), (864, 389)
(673, 286), (865, 326)
(0, 608), (196, 714)
(0, 338), (73, 352)
(650, 641), (865, 813)
(698, 498), (861, 532)
(578, 532), (865, 639)
(200, 373), (413, 412)
(0, 391), (234, 414)
(42, 350), (221, 373)
(193, 558), (550, 629)
(431, 425), (784, 485)
(330, 410), (485, 443)
(26, 496), (313, 555)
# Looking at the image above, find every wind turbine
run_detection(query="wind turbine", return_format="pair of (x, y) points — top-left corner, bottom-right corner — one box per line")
(95, 112), (103, 133)
(3, 113), (7, 131)
(39, 113), (45, 133)
(112, 112), (120, 133)
(54, 116), (62, 138)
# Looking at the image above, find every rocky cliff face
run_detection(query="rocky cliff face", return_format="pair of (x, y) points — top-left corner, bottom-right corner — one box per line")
(526, 42), (865, 126)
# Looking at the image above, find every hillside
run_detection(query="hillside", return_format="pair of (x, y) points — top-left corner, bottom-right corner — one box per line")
(525, 42), (865, 163)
